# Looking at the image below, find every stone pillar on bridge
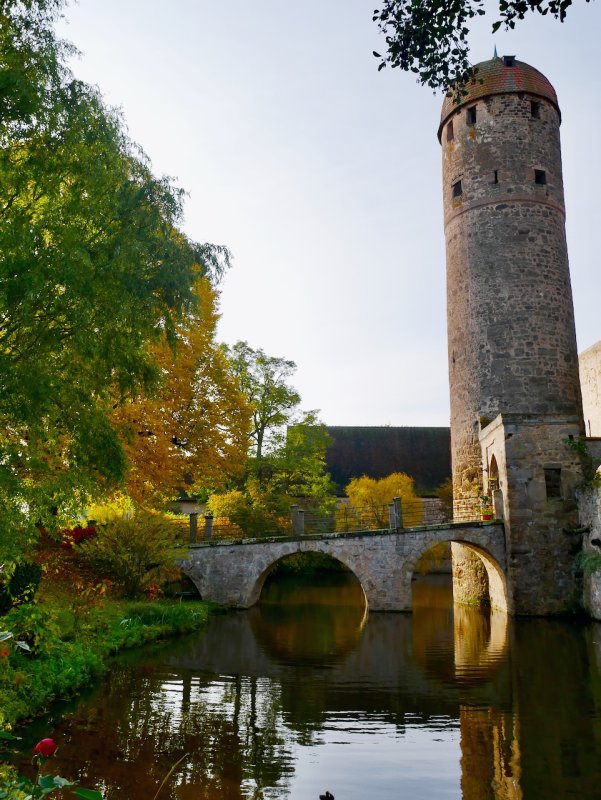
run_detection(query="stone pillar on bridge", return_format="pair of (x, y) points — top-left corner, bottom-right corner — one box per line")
(291, 505), (305, 538)
(387, 497), (404, 530)
(189, 512), (198, 544)
(394, 497), (403, 529)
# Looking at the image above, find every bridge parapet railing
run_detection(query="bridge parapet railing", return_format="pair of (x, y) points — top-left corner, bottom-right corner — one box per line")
(181, 496), (494, 543)
(169, 515), (192, 544)
(303, 504), (391, 535)
(302, 497), (482, 534)
(186, 514), (291, 543)
(401, 498), (442, 528)
(399, 497), (488, 526)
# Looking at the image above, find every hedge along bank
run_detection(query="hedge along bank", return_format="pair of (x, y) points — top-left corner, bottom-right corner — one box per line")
(0, 598), (212, 729)
(0, 511), (213, 728)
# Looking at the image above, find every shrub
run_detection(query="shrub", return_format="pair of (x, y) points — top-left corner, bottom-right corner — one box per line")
(0, 599), (210, 729)
(207, 489), (256, 535)
(78, 512), (178, 599)
(207, 488), (286, 536)
(61, 526), (96, 549)
(85, 492), (136, 524)
(3, 603), (61, 656)
(344, 472), (422, 527)
(0, 562), (42, 615)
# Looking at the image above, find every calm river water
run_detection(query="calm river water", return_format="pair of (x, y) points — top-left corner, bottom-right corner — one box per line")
(10, 572), (601, 799)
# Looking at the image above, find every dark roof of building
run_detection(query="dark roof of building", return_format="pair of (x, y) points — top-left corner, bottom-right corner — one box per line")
(325, 426), (451, 495)
(438, 56), (560, 140)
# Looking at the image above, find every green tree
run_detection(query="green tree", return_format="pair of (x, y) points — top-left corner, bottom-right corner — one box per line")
(373, 0), (582, 90)
(258, 412), (335, 509)
(226, 341), (301, 460)
(207, 415), (336, 536)
(0, 1), (226, 561)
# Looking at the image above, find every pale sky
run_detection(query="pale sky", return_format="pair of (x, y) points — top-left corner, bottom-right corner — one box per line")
(57, 1), (601, 427)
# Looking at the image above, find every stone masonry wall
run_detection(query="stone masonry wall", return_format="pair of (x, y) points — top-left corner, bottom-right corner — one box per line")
(180, 524), (507, 612)
(579, 341), (601, 437)
(480, 413), (583, 615)
(442, 91), (582, 496)
(577, 344), (601, 617)
(577, 486), (601, 620)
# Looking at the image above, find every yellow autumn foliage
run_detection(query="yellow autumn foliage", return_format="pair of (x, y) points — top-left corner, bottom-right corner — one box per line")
(112, 279), (251, 506)
(344, 472), (422, 527)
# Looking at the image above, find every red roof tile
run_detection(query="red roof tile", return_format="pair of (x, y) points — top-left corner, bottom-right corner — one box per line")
(438, 57), (560, 140)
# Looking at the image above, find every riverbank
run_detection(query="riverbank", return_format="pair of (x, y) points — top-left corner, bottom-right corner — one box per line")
(0, 597), (213, 729)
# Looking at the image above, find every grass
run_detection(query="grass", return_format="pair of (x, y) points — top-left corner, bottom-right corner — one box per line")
(0, 597), (212, 729)
(0, 539), (213, 728)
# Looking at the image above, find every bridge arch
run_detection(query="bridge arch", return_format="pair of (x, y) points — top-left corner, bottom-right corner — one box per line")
(249, 548), (369, 609)
(454, 542), (507, 612)
(409, 537), (507, 613)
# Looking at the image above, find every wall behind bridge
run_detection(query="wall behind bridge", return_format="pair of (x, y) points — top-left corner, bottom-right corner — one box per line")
(580, 342), (601, 438)
(578, 343), (601, 618)
(324, 426), (451, 494)
(578, 485), (601, 620)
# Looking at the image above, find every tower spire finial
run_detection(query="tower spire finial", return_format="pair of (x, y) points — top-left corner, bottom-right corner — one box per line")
(493, 44), (498, 58)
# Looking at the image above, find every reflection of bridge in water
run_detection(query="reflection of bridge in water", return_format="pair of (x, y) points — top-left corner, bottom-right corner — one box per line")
(39, 583), (601, 799)
(164, 600), (601, 798)
(167, 606), (511, 718)
(164, 597), (521, 797)
(180, 521), (508, 611)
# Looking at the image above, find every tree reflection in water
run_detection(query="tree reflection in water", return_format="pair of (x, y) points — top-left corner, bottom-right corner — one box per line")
(8, 573), (601, 799)
(22, 666), (294, 799)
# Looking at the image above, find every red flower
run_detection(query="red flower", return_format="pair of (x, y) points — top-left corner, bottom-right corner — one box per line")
(34, 738), (57, 758)
(0, 648), (9, 658)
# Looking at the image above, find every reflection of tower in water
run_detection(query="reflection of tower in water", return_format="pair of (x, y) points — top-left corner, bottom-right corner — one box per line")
(412, 588), (517, 798)
(453, 606), (519, 798)
(460, 706), (522, 800)
(453, 605), (508, 683)
(412, 586), (508, 686)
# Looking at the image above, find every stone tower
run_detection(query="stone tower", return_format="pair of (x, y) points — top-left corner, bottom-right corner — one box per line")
(439, 55), (585, 615)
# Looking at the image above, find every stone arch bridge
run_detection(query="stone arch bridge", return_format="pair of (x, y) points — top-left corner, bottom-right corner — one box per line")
(179, 521), (507, 612)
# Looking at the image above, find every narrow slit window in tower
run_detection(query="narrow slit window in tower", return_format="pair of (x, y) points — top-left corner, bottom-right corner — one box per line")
(493, 170), (499, 184)
(534, 169), (547, 185)
(544, 468), (562, 499)
(467, 106), (477, 125)
(531, 101), (540, 118)
(452, 180), (463, 198)
(447, 120), (454, 141)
